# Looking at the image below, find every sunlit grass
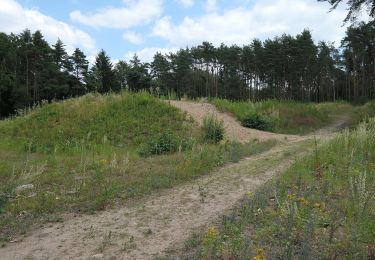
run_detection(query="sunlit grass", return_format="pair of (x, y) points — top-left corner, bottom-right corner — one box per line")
(188, 117), (375, 259)
(0, 91), (277, 242)
(210, 98), (352, 134)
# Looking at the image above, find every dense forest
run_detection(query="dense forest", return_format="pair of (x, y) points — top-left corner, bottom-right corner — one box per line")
(0, 20), (374, 118)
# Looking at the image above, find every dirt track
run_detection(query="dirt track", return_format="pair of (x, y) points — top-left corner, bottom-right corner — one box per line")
(169, 100), (300, 142)
(0, 101), (347, 260)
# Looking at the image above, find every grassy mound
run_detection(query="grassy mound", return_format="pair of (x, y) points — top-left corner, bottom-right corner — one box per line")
(191, 117), (375, 259)
(0, 91), (192, 153)
(210, 99), (351, 134)
(0, 91), (277, 242)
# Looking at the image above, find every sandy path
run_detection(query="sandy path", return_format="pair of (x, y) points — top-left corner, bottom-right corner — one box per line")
(0, 101), (348, 260)
(169, 100), (300, 142)
(0, 140), (309, 260)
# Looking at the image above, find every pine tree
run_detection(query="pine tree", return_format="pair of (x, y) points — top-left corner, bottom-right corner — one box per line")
(70, 48), (89, 95)
(52, 39), (70, 71)
(125, 54), (151, 92)
(318, 0), (375, 22)
(151, 52), (172, 95)
(91, 49), (115, 93)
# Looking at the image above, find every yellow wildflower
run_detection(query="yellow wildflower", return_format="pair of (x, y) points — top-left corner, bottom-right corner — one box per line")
(206, 227), (218, 239)
(313, 202), (326, 211)
(100, 159), (108, 165)
(298, 197), (309, 206)
(253, 248), (266, 260)
(287, 193), (296, 200)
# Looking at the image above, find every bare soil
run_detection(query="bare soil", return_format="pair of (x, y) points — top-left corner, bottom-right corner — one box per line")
(169, 100), (300, 142)
(0, 101), (348, 260)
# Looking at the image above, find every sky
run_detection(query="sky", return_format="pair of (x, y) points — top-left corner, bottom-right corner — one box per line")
(0, 0), (351, 63)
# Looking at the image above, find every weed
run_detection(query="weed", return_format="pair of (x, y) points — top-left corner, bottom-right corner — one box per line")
(211, 98), (353, 134)
(139, 131), (180, 156)
(349, 171), (371, 219)
(202, 114), (225, 144)
(186, 117), (375, 259)
(98, 231), (112, 252)
(144, 228), (153, 236)
(185, 233), (201, 250)
(0, 91), (278, 240)
(240, 112), (273, 131)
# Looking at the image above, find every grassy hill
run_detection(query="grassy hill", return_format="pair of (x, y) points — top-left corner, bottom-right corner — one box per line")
(0, 91), (193, 151)
(1, 91), (373, 248)
(0, 91), (276, 242)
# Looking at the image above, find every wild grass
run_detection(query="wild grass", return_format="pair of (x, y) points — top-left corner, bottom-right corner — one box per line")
(210, 98), (352, 134)
(188, 117), (375, 259)
(347, 100), (375, 127)
(201, 114), (225, 144)
(0, 91), (193, 151)
(0, 91), (277, 241)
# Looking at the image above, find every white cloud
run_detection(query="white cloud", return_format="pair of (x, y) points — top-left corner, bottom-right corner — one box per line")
(123, 31), (144, 45)
(152, 0), (348, 48)
(0, 0), (97, 55)
(70, 0), (163, 29)
(176, 0), (194, 8)
(205, 0), (217, 13)
(125, 47), (179, 63)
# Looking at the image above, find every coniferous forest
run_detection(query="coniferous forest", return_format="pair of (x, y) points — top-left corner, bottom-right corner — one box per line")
(0, 21), (374, 118)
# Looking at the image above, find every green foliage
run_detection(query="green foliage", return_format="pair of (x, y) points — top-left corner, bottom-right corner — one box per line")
(318, 0), (374, 22)
(349, 101), (375, 127)
(211, 98), (350, 134)
(0, 30), (90, 118)
(2, 22), (375, 118)
(139, 132), (190, 156)
(201, 114), (225, 143)
(0, 92), (277, 239)
(189, 118), (375, 259)
(0, 195), (7, 214)
(90, 49), (116, 93)
(0, 91), (192, 152)
(240, 112), (273, 131)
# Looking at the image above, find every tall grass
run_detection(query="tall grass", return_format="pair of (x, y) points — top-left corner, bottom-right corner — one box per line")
(0, 91), (277, 242)
(348, 100), (375, 127)
(189, 117), (375, 259)
(0, 91), (194, 153)
(210, 98), (351, 134)
(201, 114), (225, 144)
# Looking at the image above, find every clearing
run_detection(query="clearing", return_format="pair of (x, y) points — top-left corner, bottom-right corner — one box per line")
(0, 100), (348, 259)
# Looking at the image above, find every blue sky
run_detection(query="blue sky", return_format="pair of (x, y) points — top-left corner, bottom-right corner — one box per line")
(1, 0), (350, 63)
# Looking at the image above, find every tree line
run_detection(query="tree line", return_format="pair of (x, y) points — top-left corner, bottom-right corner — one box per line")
(0, 20), (374, 118)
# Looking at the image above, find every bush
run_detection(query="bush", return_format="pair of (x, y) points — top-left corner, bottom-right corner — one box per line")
(240, 112), (273, 131)
(139, 131), (179, 156)
(202, 114), (225, 144)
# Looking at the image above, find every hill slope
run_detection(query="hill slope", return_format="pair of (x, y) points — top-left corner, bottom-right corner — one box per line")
(0, 100), (354, 259)
(0, 91), (193, 151)
(0, 91), (276, 243)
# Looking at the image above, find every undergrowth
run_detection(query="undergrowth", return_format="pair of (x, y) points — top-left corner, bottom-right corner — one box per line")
(201, 114), (225, 144)
(189, 117), (375, 259)
(210, 98), (351, 134)
(0, 91), (192, 152)
(0, 91), (277, 241)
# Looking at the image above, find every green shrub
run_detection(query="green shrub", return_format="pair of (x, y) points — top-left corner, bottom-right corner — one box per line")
(210, 98), (349, 134)
(202, 114), (225, 144)
(0, 194), (7, 214)
(140, 132), (180, 156)
(240, 112), (273, 131)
